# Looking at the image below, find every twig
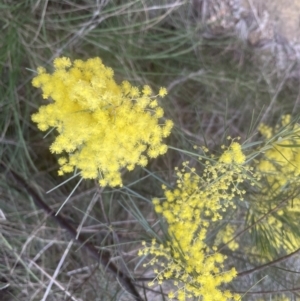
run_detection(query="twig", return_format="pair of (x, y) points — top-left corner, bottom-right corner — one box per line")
(219, 195), (291, 252)
(30, 260), (80, 301)
(236, 286), (300, 294)
(41, 239), (74, 301)
(1, 163), (143, 301)
(237, 246), (300, 277)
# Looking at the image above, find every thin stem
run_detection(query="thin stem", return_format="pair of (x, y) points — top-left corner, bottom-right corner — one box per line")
(237, 247), (300, 277)
(219, 195), (292, 252)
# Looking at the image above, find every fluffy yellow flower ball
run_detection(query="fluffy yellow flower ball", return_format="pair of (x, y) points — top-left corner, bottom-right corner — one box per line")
(32, 57), (173, 187)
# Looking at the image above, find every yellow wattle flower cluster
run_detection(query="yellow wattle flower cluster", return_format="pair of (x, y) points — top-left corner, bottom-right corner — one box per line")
(219, 141), (246, 165)
(140, 142), (255, 301)
(253, 115), (300, 253)
(214, 224), (239, 251)
(258, 115), (300, 185)
(31, 57), (173, 187)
